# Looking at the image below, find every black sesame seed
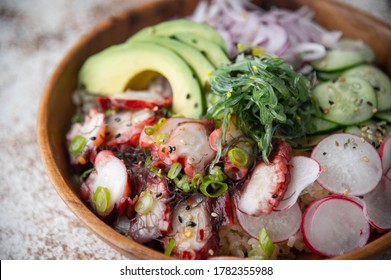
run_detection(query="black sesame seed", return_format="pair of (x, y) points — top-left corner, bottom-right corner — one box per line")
(358, 196), (364, 199)
(105, 132), (111, 136)
(373, 86), (381, 91)
(186, 93), (191, 99)
(178, 216), (183, 223)
(185, 205), (190, 211)
(156, 192), (162, 198)
(323, 152), (327, 155)
(186, 221), (197, 227)
(115, 133), (121, 138)
(367, 101), (373, 106)
(90, 136), (96, 140)
(272, 194), (278, 198)
(115, 117), (121, 122)
(201, 50), (207, 56)
(328, 100), (334, 105)
(194, 103), (199, 108)
(169, 35), (178, 40)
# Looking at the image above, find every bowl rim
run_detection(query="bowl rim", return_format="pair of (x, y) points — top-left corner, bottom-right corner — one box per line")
(37, 0), (391, 260)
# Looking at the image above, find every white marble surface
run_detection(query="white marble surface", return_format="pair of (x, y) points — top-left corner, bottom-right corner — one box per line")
(0, 0), (390, 260)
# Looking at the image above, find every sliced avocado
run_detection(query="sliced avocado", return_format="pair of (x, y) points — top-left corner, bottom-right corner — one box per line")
(172, 33), (230, 68)
(79, 42), (205, 118)
(129, 36), (215, 91)
(128, 19), (227, 52)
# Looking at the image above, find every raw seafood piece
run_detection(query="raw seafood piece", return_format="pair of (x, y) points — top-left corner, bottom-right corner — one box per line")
(237, 141), (292, 215)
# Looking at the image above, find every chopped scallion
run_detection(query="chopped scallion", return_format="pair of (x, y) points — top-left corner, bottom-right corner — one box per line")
(228, 147), (249, 167)
(164, 239), (176, 256)
(200, 180), (228, 198)
(68, 135), (87, 155)
(167, 162), (182, 179)
(135, 191), (154, 215)
(93, 186), (111, 213)
(258, 227), (275, 258)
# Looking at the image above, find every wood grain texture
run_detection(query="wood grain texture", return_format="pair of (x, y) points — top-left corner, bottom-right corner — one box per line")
(37, 0), (391, 260)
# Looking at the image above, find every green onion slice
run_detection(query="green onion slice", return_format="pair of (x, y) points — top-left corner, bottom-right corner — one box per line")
(157, 117), (167, 127)
(168, 162), (182, 179)
(93, 186), (111, 213)
(258, 227), (275, 258)
(68, 135), (87, 155)
(144, 127), (155, 136)
(200, 180), (228, 198)
(228, 147), (249, 167)
(191, 173), (203, 188)
(208, 166), (227, 182)
(155, 133), (169, 145)
(135, 191), (154, 215)
(164, 239), (176, 256)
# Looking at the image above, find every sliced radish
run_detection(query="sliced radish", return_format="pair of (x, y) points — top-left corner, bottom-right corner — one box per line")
(236, 202), (302, 243)
(361, 176), (391, 230)
(311, 133), (382, 196)
(379, 135), (391, 173)
(302, 196), (370, 257)
(274, 156), (322, 211)
(386, 167), (391, 180)
(301, 197), (330, 254)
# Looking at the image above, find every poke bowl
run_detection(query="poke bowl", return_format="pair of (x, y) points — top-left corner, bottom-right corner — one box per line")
(37, 0), (391, 260)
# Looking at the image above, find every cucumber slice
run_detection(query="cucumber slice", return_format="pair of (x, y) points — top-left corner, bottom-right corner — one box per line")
(306, 116), (340, 135)
(311, 39), (374, 72)
(316, 70), (344, 82)
(292, 134), (330, 150)
(344, 65), (391, 111)
(374, 110), (391, 123)
(312, 77), (377, 125)
(344, 120), (389, 148)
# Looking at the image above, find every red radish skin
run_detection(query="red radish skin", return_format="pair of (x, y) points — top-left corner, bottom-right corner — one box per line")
(379, 134), (391, 173)
(386, 167), (391, 180)
(301, 197), (331, 255)
(311, 133), (382, 196)
(361, 176), (391, 230)
(302, 196), (370, 257)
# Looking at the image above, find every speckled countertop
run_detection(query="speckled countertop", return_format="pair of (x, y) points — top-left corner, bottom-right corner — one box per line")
(0, 0), (390, 260)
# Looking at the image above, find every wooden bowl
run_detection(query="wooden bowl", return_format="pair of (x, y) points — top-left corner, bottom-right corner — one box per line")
(37, 0), (391, 259)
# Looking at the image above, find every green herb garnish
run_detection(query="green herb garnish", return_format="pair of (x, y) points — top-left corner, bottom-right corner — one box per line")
(207, 55), (313, 163)
(93, 186), (111, 213)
